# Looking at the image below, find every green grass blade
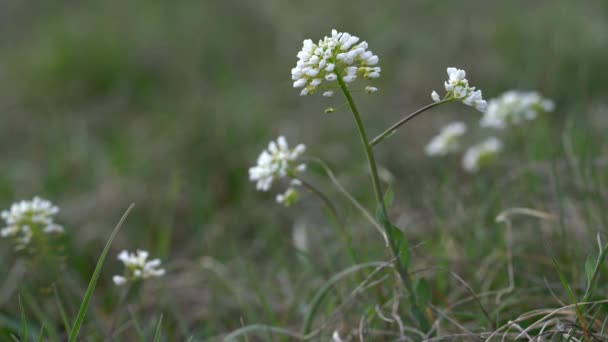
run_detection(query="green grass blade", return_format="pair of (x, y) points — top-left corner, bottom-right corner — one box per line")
(19, 294), (27, 342)
(36, 324), (45, 342)
(551, 256), (590, 341)
(302, 261), (386, 335)
(52, 283), (72, 334)
(68, 203), (135, 342)
(153, 313), (163, 342)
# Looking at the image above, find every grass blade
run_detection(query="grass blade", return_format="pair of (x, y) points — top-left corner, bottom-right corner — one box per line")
(68, 203), (135, 342)
(37, 324), (45, 342)
(153, 313), (163, 342)
(53, 283), (72, 333)
(551, 256), (590, 342)
(19, 294), (27, 342)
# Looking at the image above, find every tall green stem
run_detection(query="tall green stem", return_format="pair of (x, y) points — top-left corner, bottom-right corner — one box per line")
(336, 74), (430, 332)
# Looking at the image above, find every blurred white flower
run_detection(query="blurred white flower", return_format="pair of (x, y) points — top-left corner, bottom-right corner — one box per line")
(113, 249), (165, 286)
(425, 122), (467, 156)
(480, 90), (554, 129)
(431, 90), (441, 102)
(1, 197), (63, 249)
(364, 86), (378, 94)
(292, 222), (308, 253)
(432, 67), (487, 112)
(276, 187), (299, 207)
(249, 136), (306, 192)
(332, 331), (345, 342)
(291, 29), (380, 95)
(462, 137), (503, 172)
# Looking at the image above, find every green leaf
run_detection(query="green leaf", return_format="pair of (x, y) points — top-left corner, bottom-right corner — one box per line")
(383, 188), (394, 209)
(585, 255), (595, 290)
(414, 278), (432, 306)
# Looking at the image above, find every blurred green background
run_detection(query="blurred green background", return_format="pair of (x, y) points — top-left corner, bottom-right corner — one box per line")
(1, 0), (607, 339)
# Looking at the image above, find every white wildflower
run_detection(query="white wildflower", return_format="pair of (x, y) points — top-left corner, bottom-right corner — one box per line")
(292, 29), (380, 95)
(364, 86), (378, 94)
(431, 91), (441, 102)
(425, 122), (467, 156)
(276, 187), (299, 207)
(1, 197), (63, 249)
(322, 91), (335, 97)
(113, 249), (165, 286)
(462, 137), (503, 172)
(480, 90), (555, 129)
(432, 67), (487, 112)
(249, 136), (306, 192)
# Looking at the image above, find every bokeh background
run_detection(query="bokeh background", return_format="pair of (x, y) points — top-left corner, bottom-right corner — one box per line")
(1, 0), (607, 339)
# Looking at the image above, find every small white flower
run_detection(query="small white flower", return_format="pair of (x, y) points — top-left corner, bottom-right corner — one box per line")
(322, 90), (335, 97)
(462, 137), (503, 172)
(332, 331), (345, 342)
(480, 90), (554, 129)
(364, 86), (378, 94)
(1, 197), (63, 249)
(276, 187), (299, 207)
(292, 29), (380, 96)
(113, 249), (165, 286)
(249, 136), (306, 192)
(425, 122), (467, 156)
(112, 275), (127, 286)
(431, 91), (441, 102)
(434, 67), (486, 112)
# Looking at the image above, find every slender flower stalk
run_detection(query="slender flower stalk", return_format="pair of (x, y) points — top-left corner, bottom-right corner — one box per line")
(336, 73), (430, 331)
(370, 99), (451, 147)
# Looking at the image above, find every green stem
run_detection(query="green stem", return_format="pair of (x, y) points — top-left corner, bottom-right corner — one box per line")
(370, 99), (451, 147)
(337, 74), (430, 332)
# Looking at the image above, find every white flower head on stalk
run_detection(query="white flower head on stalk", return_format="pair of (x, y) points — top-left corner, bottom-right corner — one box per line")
(291, 29), (380, 96)
(113, 249), (165, 286)
(431, 67), (487, 112)
(480, 90), (555, 129)
(249, 136), (306, 192)
(462, 137), (503, 172)
(1, 197), (63, 250)
(425, 122), (467, 157)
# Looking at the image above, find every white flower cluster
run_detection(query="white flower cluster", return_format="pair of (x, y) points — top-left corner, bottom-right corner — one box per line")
(480, 91), (554, 129)
(462, 137), (503, 173)
(1, 197), (63, 249)
(432, 67), (487, 112)
(425, 122), (467, 156)
(292, 29), (380, 96)
(249, 136), (306, 191)
(113, 250), (165, 286)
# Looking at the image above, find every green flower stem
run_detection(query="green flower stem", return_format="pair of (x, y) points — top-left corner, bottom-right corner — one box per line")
(336, 74), (430, 332)
(370, 99), (452, 147)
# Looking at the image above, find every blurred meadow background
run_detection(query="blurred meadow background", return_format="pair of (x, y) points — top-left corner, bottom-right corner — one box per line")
(1, 0), (608, 340)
